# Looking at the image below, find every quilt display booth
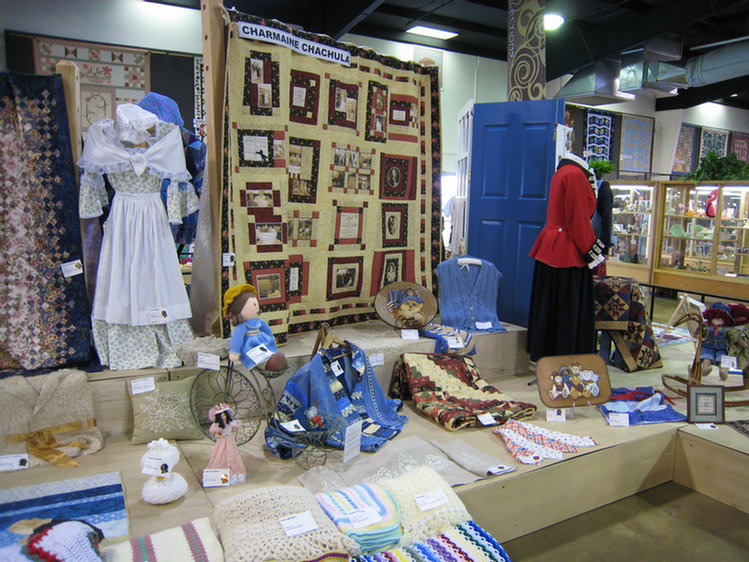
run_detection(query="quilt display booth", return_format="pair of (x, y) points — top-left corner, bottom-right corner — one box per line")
(2, 7), (748, 562)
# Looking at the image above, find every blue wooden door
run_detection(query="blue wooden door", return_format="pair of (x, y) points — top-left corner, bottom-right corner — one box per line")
(467, 100), (565, 327)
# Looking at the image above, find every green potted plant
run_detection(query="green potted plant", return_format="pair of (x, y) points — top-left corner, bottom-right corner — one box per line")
(588, 158), (615, 180)
(688, 151), (749, 181)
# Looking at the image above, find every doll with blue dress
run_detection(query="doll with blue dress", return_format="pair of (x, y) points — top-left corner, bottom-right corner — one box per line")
(224, 284), (286, 371)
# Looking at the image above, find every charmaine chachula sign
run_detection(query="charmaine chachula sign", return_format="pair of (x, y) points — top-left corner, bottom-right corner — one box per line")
(237, 22), (351, 67)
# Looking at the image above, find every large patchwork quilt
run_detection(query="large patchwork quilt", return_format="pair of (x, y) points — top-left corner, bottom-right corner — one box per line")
(221, 13), (441, 343)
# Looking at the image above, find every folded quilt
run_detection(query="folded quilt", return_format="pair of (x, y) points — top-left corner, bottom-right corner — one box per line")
(378, 466), (471, 545)
(493, 419), (597, 465)
(389, 353), (536, 430)
(316, 483), (402, 554)
(213, 485), (360, 562)
(599, 387), (686, 425)
(352, 520), (511, 562)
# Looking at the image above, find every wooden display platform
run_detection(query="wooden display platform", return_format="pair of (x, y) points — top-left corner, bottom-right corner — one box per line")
(1, 323), (747, 544)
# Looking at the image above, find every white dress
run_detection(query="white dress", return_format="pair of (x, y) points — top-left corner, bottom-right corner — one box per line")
(79, 110), (199, 369)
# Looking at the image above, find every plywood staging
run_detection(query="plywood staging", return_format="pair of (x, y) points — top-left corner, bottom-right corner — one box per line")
(1, 322), (747, 545)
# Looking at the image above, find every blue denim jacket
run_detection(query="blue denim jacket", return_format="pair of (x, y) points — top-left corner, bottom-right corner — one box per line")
(265, 341), (407, 457)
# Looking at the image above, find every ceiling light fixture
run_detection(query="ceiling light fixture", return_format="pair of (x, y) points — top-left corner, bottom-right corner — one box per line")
(406, 25), (458, 40)
(544, 13), (565, 31)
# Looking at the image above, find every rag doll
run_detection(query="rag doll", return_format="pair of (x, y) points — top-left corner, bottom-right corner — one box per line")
(140, 438), (188, 505)
(206, 403), (246, 485)
(224, 283), (287, 371)
(700, 302), (734, 380)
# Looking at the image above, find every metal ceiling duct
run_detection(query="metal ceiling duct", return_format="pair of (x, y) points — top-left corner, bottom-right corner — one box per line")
(686, 40), (749, 87)
(553, 59), (628, 105)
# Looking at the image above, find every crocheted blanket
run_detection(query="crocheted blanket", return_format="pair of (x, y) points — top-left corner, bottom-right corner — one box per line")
(389, 353), (537, 430)
(352, 520), (511, 562)
(595, 277), (662, 372)
(213, 485), (360, 562)
(378, 466), (471, 546)
(221, 12), (441, 343)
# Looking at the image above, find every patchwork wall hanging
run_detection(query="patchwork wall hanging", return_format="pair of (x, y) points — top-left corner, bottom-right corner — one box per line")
(699, 127), (729, 160)
(731, 132), (749, 163)
(672, 123), (699, 175)
(221, 13), (441, 343)
(0, 72), (91, 372)
(33, 35), (151, 132)
(584, 109), (613, 161)
(618, 114), (653, 173)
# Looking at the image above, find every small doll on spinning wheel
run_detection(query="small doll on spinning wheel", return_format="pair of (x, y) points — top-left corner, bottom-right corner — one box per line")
(223, 283), (287, 371)
(206, 403), (246, 485)
(700, 302), (734, 381)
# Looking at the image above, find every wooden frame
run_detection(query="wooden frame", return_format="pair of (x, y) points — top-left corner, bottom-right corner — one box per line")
(687, 384), (725, 423)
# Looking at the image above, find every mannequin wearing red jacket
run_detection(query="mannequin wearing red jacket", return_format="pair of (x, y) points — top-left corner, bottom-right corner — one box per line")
(527, 155), (604, 362)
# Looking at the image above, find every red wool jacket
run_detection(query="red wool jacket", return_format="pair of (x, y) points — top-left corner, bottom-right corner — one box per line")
(529, 161), (599, 268)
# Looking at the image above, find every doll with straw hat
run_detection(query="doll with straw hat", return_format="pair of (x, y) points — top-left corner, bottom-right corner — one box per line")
(224, 283), (287, 371)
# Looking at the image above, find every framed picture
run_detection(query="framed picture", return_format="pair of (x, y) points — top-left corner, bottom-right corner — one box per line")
(687, 384), (725, 424)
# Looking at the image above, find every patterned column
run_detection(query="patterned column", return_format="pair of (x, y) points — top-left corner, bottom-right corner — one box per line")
(507, 0), (546, 100)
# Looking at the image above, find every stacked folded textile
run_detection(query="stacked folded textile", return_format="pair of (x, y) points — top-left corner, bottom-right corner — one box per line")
(378, 466), (471, 545)
(315, 483), (402, 554)
(352, 520), (511, 562)
(493, 419), (597, 465)
(599, 387), (686, 425)
(213, 485), (360, 562)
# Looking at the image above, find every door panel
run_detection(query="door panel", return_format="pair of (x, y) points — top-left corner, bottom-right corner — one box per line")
(468, 100), (565, 327)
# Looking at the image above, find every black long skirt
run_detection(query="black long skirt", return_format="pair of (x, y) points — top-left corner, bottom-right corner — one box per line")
(526, 261), (596, 362)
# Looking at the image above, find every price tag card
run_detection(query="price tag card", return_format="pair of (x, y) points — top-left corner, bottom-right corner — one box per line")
(446, 336), (464, 349)
(203, 468), (231, 487)
(280, 420), (305, 433)
(197, 352), (221, 371)
(343, 419), (363, 464)
(279, 511), (318, 537)
(60, 259), (83, 278)
(401, 329), (420, 340)
(246, 344), (273, 366)
(347, 506), (382, 529)
(546, 408), (567, 422)
(0, 453), (29, 472)
(415, 488), (448, 511)
(331, 361), (344, 376)
(475, 321), (493, 330)
(141, 453), (169, 476)
(477, 412), (497, 426)
(695, 423), (719, 430)
(608, 412), (630, 427)
(130, 377), (155, 395)
(222, 253), (235, 267)
(487, 464), (516, 477)
(720, 355), (738, 370)
(369, 353), (385, 367)
(147, 307), (169, 323)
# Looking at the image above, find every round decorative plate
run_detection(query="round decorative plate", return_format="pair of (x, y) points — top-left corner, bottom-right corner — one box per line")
(373, 281), (437, 329)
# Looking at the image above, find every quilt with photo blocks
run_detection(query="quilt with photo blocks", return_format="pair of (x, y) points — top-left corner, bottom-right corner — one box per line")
(222, 13), (442, 342)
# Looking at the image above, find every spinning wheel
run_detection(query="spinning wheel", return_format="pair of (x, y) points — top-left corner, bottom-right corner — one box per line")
(190, 362), (266, 445)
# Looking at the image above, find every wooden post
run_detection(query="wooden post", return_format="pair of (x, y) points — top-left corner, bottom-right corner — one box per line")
(201, 0), (227, 333)
(55, 60), (82, 164)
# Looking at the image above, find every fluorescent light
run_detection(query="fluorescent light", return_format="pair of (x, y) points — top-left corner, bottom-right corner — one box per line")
(544, 13), (565, 31)
(406, 25), (458, 40)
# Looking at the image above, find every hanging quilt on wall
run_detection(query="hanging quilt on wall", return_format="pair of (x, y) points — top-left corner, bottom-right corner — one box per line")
(619, 114), (653, 173)
(731, 132), (749, 163)
(221, 12), (442, 343)
(33, 36), (150, 132)
(0, 72), (91, 371)
(672, 123), (699, 175)
(584, 109), (613, 161)
(699, 127), (729, 160)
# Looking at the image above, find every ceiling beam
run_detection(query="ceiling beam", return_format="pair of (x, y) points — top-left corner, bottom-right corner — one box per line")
(546, 0), (743, 79)
(349, 22), (506, 59)
(655, 75), (749, 110)
(375, 4), (506, 39)
(317, 1), (387, 39)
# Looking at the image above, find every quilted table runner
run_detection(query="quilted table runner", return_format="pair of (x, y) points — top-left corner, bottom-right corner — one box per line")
(0, 72), (91, 372)
(221, 13), (441, 342)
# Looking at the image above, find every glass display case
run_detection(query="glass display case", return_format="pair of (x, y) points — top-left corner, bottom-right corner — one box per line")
(607, 182), (655, 282)
(653, 182), (749, 299)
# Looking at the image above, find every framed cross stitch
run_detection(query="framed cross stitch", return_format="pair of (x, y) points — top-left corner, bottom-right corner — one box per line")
(687, 384), (725, 424)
